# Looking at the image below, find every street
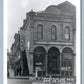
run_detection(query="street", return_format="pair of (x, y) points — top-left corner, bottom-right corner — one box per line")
(8, 78), (42, 84)
(7, 78), (76, 84)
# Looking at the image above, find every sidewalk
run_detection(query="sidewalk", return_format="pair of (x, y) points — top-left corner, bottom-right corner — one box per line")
(8, 76), (43, 80)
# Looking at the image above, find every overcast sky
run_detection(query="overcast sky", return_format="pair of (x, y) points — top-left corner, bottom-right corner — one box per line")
(7, 0), (77, 51)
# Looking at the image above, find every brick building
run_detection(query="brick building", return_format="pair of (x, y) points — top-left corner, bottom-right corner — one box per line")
(18, 1), (76, 77)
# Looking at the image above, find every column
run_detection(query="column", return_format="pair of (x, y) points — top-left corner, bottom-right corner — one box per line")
(60, 53), (62, 76)
(73, 54), (76, 76)
(45, 53), (48, 76)
(28, 52), (34, 75)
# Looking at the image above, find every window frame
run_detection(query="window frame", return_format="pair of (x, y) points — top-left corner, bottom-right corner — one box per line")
(37, 24), (43, 40)
(64, 26), (70, 40)
(51, 25), (57, 40)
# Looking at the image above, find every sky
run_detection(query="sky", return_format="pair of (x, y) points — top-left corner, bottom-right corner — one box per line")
(7, 0), (77, 51)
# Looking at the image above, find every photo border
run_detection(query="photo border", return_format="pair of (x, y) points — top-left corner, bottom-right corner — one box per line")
(0, 0), (3, 84)
(82, 0), (84, 84)
(3, 0), (82, 84)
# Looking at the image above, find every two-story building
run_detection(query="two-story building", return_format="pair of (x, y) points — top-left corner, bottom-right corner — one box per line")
(19, 1), (76, 77)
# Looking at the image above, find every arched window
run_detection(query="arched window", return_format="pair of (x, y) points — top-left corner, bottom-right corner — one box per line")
(62, 47), (73, 76)
(64, 26), (70, 40)
(48, 47), (60, 74)
(33, 46), (46, 72)
(37, 24), (43, 40)
(51, 25), (57, 40)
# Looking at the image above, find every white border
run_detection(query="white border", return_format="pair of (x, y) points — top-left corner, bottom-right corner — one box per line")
(3, 0), (81, 84)
(3, 0), (7, 84)
(76, 0), (81, 84)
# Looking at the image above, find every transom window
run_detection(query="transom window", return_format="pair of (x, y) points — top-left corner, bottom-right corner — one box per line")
(51, 25), (57, 40)
(64, 26), (70, 40)
(37, 24), (43, 40)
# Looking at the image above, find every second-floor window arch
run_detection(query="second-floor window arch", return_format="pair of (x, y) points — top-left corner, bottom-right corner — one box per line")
(51, 25), (57, 40)
(64, 26), (70, 40)
(37, 24), (43, 40)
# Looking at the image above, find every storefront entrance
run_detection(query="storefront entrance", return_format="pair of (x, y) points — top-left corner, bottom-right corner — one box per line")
(62, 47), (73, 77)
(33, 46), (46, 76)
(48, 47), (60, 76)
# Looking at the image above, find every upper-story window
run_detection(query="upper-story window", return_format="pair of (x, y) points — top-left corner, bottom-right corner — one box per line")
(64, 26), (70, 40)
(51, 25), (57, 40)
(37, 24), (43, 40)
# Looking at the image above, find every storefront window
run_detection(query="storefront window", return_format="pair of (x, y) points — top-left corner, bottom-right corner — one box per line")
(62, 47), (73, 77)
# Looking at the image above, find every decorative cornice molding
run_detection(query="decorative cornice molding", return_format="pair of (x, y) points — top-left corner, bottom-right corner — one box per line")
(35, 41), (73, 46)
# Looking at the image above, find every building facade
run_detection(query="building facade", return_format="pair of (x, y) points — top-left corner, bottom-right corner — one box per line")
(19, 1), (76, 77)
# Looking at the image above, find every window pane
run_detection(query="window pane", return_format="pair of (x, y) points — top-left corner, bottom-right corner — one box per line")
(65, 26), (70, 40)
(65, 27), (69, 33)
(38, 26), (42, 32)
(51, 25), (57, 40)
(65, 34), (69, 39)
(38, 33), (42, 39)
(52, 27), (56, 33)
(37, 25), (43, 39)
